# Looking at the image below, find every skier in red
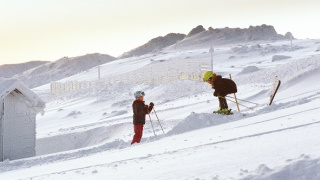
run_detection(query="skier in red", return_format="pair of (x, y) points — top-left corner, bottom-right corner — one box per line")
(131, 91), (154, 145)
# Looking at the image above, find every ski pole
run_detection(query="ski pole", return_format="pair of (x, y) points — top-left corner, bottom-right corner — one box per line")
(153, 108), (165, 134)
(226, 96), (259, 105)
(146, 109), (157, 137)
(218, 96), (254, 110)
(229, 74), (240, 112)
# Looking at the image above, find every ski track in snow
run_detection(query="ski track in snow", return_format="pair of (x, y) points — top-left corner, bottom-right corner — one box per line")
(7, 119), (320, 180)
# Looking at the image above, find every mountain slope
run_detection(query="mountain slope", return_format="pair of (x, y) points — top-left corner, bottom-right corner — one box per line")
(16, 53), (116, 88)
(0, 61), (49, 78)
(119, 33), (186, 58)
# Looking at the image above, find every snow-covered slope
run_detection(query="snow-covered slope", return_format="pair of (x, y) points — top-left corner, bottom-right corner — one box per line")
(0, 37), (320, 180)
(119, 33), (186, 59)
(15, 53), (116, 88)
(0, 61), (48, 78)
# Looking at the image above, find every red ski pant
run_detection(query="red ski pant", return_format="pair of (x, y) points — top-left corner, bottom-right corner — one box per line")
(131, 124), (144, 145)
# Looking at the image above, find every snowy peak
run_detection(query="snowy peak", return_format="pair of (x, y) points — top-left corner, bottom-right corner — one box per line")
(119, 33), (186, 58)
(16, 53), (116, 88)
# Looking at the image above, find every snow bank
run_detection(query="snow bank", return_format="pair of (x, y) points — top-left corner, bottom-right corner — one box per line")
(167, 112), (244, 135)
(238, 66), (260, 75)
(36, 123), (131, 155)
(242, 155), (320, 180)
(272, 55), (292, 62)
(0, 139), (128, 173)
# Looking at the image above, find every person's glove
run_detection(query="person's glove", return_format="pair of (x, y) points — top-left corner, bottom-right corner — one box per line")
(144, 105), (149, 112)
(149, 102), (154, 110)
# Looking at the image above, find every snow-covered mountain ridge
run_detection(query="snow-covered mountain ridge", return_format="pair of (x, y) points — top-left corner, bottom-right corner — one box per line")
(120, 24), (291, 58)
(165, 24), (293, 51)
(15, 53), (116, 88)
(0, 61), (48, 78)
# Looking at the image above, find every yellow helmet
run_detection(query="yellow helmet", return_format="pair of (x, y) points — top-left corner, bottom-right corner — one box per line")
(203, 71), (216, 82)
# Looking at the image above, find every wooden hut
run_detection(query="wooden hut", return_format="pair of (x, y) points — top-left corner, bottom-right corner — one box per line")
(0, 78), (45, 161)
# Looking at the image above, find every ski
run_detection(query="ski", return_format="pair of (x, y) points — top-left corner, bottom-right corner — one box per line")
(213, 113), (233, 115)
(269, 78), (281, 105)
(213, 109), (233, 115)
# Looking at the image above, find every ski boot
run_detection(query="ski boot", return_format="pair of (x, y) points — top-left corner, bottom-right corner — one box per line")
(213, 108), (232, 115)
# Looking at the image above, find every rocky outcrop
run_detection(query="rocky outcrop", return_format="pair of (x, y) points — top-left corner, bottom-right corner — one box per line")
(186, 25), (206, 37)
(243, 24), (280, 41)
(285, 32), (294, 39)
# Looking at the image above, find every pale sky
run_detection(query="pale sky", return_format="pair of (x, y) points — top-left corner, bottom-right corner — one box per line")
(1, 0), (319, 65)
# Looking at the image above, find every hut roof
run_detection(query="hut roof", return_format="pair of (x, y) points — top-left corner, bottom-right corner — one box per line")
(0, 77), (45, 112)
